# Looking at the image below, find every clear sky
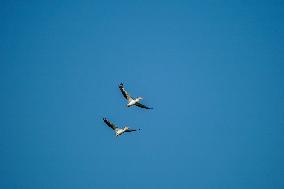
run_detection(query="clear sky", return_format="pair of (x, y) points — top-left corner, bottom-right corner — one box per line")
(1, 0), (284, 188)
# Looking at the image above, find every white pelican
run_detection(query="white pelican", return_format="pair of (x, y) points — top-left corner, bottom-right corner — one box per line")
(119, 83), (153, 109)
(103, 118), (141, 137)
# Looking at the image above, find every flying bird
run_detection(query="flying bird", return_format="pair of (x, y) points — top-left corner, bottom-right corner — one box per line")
(103, 118), (141, 137)
(119, 83), (153, 109)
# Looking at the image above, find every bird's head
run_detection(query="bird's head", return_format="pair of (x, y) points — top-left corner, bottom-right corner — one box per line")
(137, 97), (143, 101)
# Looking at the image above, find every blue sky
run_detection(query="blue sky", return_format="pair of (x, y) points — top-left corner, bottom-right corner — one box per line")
(1, 1), (284, 188)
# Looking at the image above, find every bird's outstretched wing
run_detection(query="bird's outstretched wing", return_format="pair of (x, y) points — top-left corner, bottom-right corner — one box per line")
(125, 128), (141, 133)
(135, 102), (153, 109)
(119, 83), (133, 101)
(103, 118), (117, 130)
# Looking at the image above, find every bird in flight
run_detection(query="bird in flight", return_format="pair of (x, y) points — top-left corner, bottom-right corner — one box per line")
(103, 118), (141, 137)
(119, 83), (153, 109)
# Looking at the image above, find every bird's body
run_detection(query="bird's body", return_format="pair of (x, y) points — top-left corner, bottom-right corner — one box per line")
(103, 118), (140, 137)
(127, 97), (143, 107)
(119, 83), (153, 109)
(114, 127), (130, 136)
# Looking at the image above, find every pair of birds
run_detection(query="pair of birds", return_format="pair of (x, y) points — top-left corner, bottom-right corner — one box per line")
(103, 83), (153, 137)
